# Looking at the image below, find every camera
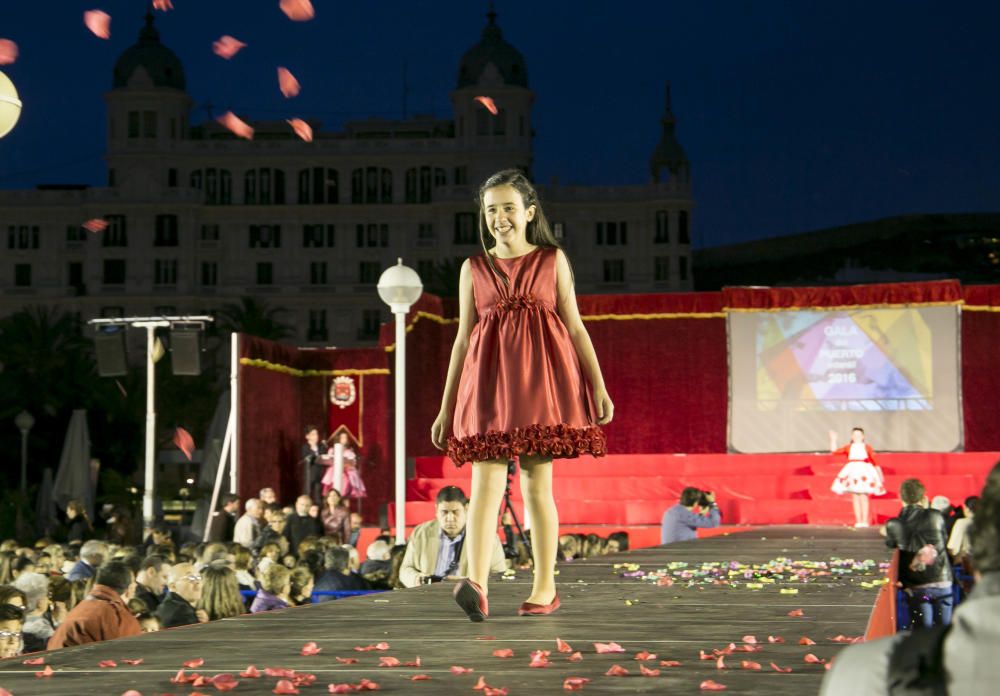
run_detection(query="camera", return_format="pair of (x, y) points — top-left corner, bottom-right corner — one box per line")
(421, 575), (444, 585)
(698, 491), (714, 508)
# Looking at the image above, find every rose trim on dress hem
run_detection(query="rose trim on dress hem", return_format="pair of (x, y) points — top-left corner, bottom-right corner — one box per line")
(447, 423), (606, 467)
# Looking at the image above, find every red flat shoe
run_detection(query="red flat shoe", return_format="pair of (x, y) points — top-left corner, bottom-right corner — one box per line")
(518, 594), (561, 616)
(454, 579), (489, 622)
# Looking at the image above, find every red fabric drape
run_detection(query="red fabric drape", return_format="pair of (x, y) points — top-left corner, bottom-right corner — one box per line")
(961, 285), (1000, 450)
(723, 279), (962, 309)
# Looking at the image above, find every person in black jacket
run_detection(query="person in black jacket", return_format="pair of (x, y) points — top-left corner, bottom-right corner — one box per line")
(285, 495), (322, 557)
(155, 562), (204, 629)
(301, 425), (330, 503)
(207, 494), (241, 543)
(134, 555), (167, 612)
(885, 478), (954, 628)
(313, 546), (369, 602)
(64, 500), (93, 546)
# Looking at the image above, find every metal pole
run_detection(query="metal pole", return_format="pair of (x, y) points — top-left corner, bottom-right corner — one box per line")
(143, 324), (156, 529)
(394, 310), (406, 544)
(230, 332), (239, 495)
(19, 431), (27, 494)
(203, 410), (234, 541)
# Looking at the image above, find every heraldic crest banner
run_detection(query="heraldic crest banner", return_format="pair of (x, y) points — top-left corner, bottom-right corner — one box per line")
(328, 374), (363, 446)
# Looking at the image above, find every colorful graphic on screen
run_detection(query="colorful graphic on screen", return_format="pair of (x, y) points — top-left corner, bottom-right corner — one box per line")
(755, 309), (933, 411)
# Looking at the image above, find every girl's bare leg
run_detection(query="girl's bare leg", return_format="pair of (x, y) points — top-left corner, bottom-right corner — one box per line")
(860, 494), (870, 525)
(519, 455), (558, 605)
(852, 493), (863, 525)
(466, 460), (508, 593)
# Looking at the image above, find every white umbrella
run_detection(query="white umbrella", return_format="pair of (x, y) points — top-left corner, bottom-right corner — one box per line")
(52, 409), (94, 519)
(34, 467), (57, 538)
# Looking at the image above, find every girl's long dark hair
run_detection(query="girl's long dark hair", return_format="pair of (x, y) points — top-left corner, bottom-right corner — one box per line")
(477, 169), (567, 288)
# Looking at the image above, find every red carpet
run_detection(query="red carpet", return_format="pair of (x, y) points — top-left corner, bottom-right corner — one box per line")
(387, 452), (998, 547)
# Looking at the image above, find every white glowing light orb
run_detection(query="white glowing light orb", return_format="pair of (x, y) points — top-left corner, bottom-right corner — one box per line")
(0, 70), (22, 139)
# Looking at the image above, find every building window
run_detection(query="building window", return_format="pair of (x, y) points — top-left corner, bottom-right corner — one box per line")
(7, 225), (39, 250)
(168, 168), (178, 187)
(249, 225), (281, 248)
(359, 261), (381, 284)
(200, 224), (220, 241)
(404, 166), (446, 203)
(154, 259), (178, 286)
(14, 263), (31, 287)
(454, 213), (476, 244)
(655, 211), (669, 244)
(654, 257), (670, 282)
(310, 261), (328, 285)
(678, 210), (690, 244)
(244, 168), (286, 205)
(154, 215), (179, 246)
(596, 221), (627, 246)
(355, 224), (389, 248)
(256, 262), (273, 285)
(101, 306), (125, 318)
(417, 259), (435, 282)
(201, 262), (218, 287)
(66, 224), (88, 244)
(143, 111), (157, 138)
(103, 215), (128, 247)
(308, 309), (328, 341)
(351, 167), (392, 204)
(417, 223), (435, 246)
(108, 169), (117, 187)
(128, 111), (140, 138)
(103, 259), (126, 285)
(454, 166), (468, 185)
(359, 309), (382, 340)
(303, 224), (335, 248)
(154, 305), (177, 316)
(191, 169), (233, 204)
(602, 259), (625, 284)
(68, 262), (84, 291)
(553, 222), (565, 241)
(679, 256), (689, 281)
(298, 168), (339, 204)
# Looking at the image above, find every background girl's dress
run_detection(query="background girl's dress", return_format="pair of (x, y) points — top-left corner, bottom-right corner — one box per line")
(831, 441), (885, 495)
(447, 247), (606, 466)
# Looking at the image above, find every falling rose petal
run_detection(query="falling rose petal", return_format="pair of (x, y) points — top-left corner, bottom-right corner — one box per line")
(99, 660), (118, 668)
(563, 678), (590, 691)
(741, 660), (762, 671)
(83, 218), (109, 233)
(700, 680), (728, 691)
(121, 658), (144, 665)
(474, 95), (498, 115)
(639, 664), (661, 677)
(449, 666), (474, 675)
(605, 664), (629, 677)
(277, 67), (301, 98)
(35, 665), (55, 678)
(377, 656), (400, 668)
(716, 655), (727, 670)
(409, 675), (431, 681)
(152, 0), (173, 10)
(634, 651), (657, 661)
(799, 637), (816, 646)
(23, 657), (45, 665)
(241, 665), (261, 678)
(212, 35), (247, 59)
(787, 608), (805, 617)
(0, 39), (18, 65)
(768, 635), (785, 644)
(279, 0), (315, 21)
(741, 635), (758, 645)
(184, 658), (205, 669)
(84, 10), (111, 39)
(567, 652), (583, 662)
(301, 642), (322, 656)
(659, 660), (682, 667)
(492, 649), (514, 658)
(334, 657), (359, 664)
(556, 637), (573, 653)
(804, 653), (827, 664)
(287, 118), (313, 142)
(594, 642), (625, 654)
(273, 680), (299, 695)
(770, 662), (794, 673)
(213, 673), (239, 691)
(217, 111), (254, 139)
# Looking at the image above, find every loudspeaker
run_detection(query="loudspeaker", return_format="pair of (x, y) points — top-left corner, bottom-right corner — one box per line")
(170, 326), (203, 375)
(95, 324), (128, 377)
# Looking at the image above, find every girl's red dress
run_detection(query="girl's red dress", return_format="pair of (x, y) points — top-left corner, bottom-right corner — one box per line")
(447, 246), (606, 466)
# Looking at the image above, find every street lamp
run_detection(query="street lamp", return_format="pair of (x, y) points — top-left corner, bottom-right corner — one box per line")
(377, 258), (423, 544)
(0, 70), (23, 139)
(14, 410), (34, 493)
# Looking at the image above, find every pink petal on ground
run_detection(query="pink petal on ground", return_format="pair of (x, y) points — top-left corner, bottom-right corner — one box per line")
(787, 608), (804, 617)
(741, 635), (758, 645)
(35, 665), (54, 678)
(563, 678), (590, 691)
(83, 10), (111, 39)
(567, 652), (583, 662)
(334, 657), (358, 664)
(799, 637), (816, 646)
(377, 656), (400, 668)
(659, 660), (682, 667)
(634, 651), (657, 661)
(99, 660), (117, 668)
(183, 658), (205, 669)
(273, 680), (299, 695)
(474, 95), (498, 115)
(700, 680), (728, 691)
(213, 673), (239, 691)
(556, 638), (573, 653)
(604, 665), (629, 677)
(483, 688), (508, 696)
(0, 39), (18, 65)
(23, 657), (44, 665)
(409, 674), (431, 681)
(768, 635), (785, 644)
(287, 118), (313, 142)
(770, 662), (794, 673)
(804, 653), (827, 664)
(639, 664), (661, 677)
(241, 665), (261, 677)
(277, 67), (301, 98)
(741, 660), (762, 671)
(528, 650), (550, 668)
(450, 666), (474, 674)
(594, 642), (625, 654)
(492, 649), (514, 658)
(279, 0), (315, 21)
(121, 658), (144, 665)
(212, 35), (247, 59)
(300, 642), (322, 656)
(716, 655), (727, 670)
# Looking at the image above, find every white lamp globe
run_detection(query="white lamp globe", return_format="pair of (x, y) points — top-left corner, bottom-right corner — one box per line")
(0, 70), (22, 139)
(377, 258), (423, 312)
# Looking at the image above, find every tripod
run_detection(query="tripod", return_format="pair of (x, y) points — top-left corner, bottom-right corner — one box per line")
(499, 458), (532, 560)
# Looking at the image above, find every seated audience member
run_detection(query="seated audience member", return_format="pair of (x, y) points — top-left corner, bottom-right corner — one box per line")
(559, 534), (581, 561)
(231, 545), (256, 591)
(11, 556), (35, 581)
(140, 523), (174, 557)
(155, 563), (204, 629)
(661, 488), (722, 545)
(321, 489), (351, 544)
(0, 585), (26, 609)
(43, 544), (66, 575)
(66, 540), (108, 582)
(234, 498), (264, 549)
(207, 493), (241, 543)
(0, 604), (25, 659)
(134, 555), (168, 611)
(289, 567), (315, 606)
(606, 531), (630, 554)
(250, 564), (291, 613)
(13, 572), (52, 652)
(254, 511), (290, 557)
(584, 533), (606, 558)
(259, 487), (278, 506)
(47, 561), (139, 649)
(314, 546), (369, 600)
(199, 542), (230, 569)
(387, 544), (407, 590)
(886, 478), (954, 629)
(948, 495), (978, 562)
(360, 540), (392, 577)
(198, 565), (245, 621)
(348, 512), (364, 547)
(135, 611), (160, 633)
(64, 499), (93, 545)
(47, 576), (72, 626)
(286, 495), (323, 554)
(821, 462), (1000, 694)
(399, 486), (506, 589)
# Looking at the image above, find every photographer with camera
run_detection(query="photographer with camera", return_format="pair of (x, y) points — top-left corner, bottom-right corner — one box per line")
(660, 487), (721, 545)
(399, 486), (506, 588)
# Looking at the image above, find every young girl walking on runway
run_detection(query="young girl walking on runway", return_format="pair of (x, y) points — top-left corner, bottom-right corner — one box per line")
(431, 169), (614, 621)
(830, 427), (885, 527)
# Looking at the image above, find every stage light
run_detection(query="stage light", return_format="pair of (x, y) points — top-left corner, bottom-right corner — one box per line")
(0, 70), (22, 139)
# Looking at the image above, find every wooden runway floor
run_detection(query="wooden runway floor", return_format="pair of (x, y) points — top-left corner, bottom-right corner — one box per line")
(0, 526), (890, 695)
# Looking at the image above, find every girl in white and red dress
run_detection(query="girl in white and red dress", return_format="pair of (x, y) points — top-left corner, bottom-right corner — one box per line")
(829, 427), (885, 528)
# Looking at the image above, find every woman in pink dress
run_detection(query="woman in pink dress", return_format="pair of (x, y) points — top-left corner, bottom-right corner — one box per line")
(431, 169), (614, 621)
(830, 427), (885, 528)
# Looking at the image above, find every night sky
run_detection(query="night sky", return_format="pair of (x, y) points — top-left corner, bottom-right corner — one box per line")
(0, 0), (998, 247)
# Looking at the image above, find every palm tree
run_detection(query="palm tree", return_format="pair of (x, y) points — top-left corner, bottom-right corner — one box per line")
(217, 297), (295, 340)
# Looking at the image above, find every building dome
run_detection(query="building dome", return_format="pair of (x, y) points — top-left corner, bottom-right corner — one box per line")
(112, 13), (186, 91)
(456, 8), (528, 89)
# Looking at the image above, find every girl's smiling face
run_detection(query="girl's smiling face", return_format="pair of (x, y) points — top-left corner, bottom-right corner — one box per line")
(483, 184), (535, 246)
